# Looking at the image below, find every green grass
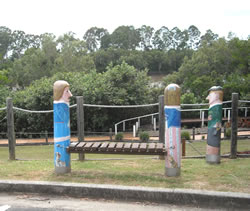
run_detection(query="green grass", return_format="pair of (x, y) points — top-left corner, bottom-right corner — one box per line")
(185, 139), (250, 156)
(0, 140), (249, 194)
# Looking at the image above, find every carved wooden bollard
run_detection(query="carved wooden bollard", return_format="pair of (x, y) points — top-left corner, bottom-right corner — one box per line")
(164, 84), (181, 177)
(206, 86), (223, 164)
(53, 80), (73, 174)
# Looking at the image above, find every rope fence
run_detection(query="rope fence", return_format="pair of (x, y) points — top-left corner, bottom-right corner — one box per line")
(0, 100), (250, 135)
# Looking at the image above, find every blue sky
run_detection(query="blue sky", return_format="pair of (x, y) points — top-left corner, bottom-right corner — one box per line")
(1, 0), (249, 39)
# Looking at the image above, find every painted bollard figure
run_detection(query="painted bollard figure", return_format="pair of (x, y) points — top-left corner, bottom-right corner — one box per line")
(164, 84), (181, 177)
(206, 86), (223, 164)
(53, 80), (73, 174)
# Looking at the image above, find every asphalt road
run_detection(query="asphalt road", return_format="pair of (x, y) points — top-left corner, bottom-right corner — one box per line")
(0, 193), (222, 211)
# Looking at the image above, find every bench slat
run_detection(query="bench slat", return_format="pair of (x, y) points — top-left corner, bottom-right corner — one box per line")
(148, 143), (156, 152)
(108, 142), (116, 152)
(99, 142), (109, 152)
(139, 143), (147, 152)
(69, 142), (78, 148)
(156, 143), (164, 153)
(69, 141), (166, 155)
(76, 142), (86, 151)
(68, 142), (78, 152)
(124, 143), (132, 152)
(116, 142), (124, 152)
(83, 142), (94, 151)
(92, 142), (102, 151)
(131, 143), (140, 152)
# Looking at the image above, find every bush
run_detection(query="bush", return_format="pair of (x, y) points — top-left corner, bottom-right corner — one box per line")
(181, 131), (190, 140)
(115, 132), (124, 141)
(139, 131), (150, 142)
(225, 128), (231, 138)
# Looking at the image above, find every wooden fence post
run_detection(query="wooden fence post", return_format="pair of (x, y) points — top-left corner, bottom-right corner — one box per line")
(230, 93), (239, 159)
(6, 97), (16, 160)
(182, 138), (186, 157)
(192, 127), (195, 140)
(109, 128), (113, 141)
(77, 96), (85, 161)
(45, 131), (48, 144)
(158, 95), (165, 144)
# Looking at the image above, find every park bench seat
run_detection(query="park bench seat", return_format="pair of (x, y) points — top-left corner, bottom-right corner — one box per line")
(67, 142), (166, 156)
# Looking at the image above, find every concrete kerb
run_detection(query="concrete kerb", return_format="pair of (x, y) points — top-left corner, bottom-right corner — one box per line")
(0, 180), (250, 209)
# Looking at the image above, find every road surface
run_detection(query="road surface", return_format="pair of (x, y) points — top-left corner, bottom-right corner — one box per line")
(0, 192), (221, 211)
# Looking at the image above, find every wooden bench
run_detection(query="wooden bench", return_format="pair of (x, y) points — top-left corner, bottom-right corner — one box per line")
(67, 141), (166, 156)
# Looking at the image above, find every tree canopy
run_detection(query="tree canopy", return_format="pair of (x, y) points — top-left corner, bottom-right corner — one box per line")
(0, 24), (249, 133)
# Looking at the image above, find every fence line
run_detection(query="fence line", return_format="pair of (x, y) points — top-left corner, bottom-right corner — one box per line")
(82, 103), (159, 108)
(0, 116), (6, 123)
(0, 107), (6, 111)
(13, 107), (54, 113)
(239, 100), (250, 103)
(1, 99), (247, 114)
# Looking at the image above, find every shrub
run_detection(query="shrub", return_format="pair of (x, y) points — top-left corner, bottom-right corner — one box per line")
(181, 131), (190, 140)
(115, 132), (124, 141)
(139, 131), (150, 142)
(225, 128), (231, 138)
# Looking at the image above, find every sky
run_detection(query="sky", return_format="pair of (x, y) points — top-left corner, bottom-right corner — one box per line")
(1, 0), (249, 39)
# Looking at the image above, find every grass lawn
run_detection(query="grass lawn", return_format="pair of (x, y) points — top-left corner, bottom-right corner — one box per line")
(0, 140), (249, 194)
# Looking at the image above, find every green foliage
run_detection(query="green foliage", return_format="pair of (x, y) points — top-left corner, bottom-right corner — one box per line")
(115, 132), (124, 141)
(165, 36), (250, 102)
(0, 69), (9, 85)
(181, 92), (197, 104)
(103, 62), (151, 104)
(111, 25), (140, 50)
(139, 131), (150, 142)
(1, 25), (249, 135)
(181, 131), (190, 140)
(225, 128), (231, 138)
(9, 62), (153, 133)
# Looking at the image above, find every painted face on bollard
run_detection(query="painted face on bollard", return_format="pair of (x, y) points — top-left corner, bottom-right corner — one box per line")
(206, 92), (219, 105)
(61, 87), (72, 103)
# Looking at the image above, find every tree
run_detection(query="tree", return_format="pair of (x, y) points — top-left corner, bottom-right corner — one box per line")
(9, 30), (39, 59)
(187, 25), (201, 49)
(0, 26), (12, 60)
(111, 26), (141, 50)
(138, 25), (154, 50)
(103, 62), (151, 104)
(228, 37), (250, 75)
(55, 32), (94, 73)
(118, 50), (148, 71)
(11, 63), (153, 133)
(83, 27), (109, 52)
(152, 26), (172, 50)
(200, 29), (218, 46)
(93, 48), (127, 72)
(8, 33), (58, 88)
(143, 49), (169, 73)
(100, 34), (112, 49)
(172, 36), (250, 101)
(171, 27), (186, 50)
